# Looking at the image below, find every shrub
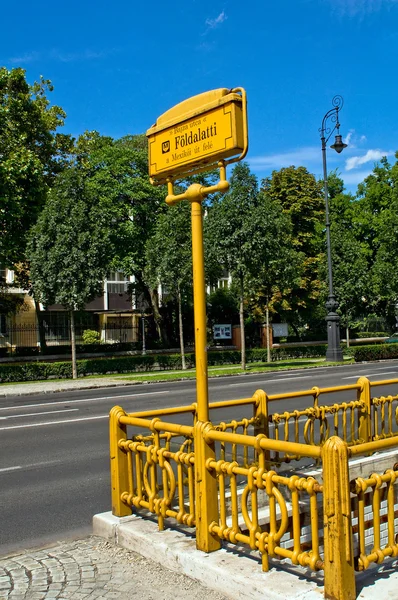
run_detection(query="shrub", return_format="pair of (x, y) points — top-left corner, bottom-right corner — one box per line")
(0, 344), (336, 383)
(82, 329), (101, 344)
(355, 332), (388, 339)
(350, 344), (398, 362)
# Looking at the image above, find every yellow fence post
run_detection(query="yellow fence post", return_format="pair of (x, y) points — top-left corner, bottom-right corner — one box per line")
(322, 436), (356, 600)
(357, 376), (371, 443)
(253, 389), (269, 437)
(253, 389), (270, 465)
(194, 421), (221, 552)
(110, 406), (132, 517)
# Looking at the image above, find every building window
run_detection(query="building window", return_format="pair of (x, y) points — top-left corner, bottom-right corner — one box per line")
(0, 268), (15, 284)
(106, 271), (129, 294)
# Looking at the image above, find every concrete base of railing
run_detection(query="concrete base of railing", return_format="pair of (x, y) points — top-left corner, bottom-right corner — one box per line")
(93, 511), (398, 600)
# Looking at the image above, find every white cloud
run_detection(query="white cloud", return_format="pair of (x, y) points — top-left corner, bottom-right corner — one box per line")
(340, 170), (373, 184)
(345, 149), (393, 170)
(343, 131), (353, 145)
(205, 11), (227, 30)
(342, 129), (367, 148)
(9, 51), (40, 64)
(249, 146), (320, 170)
(330, 0), (397, 16)
(50, 49), (109, 62)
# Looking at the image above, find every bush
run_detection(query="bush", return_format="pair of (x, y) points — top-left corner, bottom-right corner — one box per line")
(82, 329), (101, 344)
(355, 332), (388, 339)
(0, 344), (335, 383)
(350, 344), (398, 362)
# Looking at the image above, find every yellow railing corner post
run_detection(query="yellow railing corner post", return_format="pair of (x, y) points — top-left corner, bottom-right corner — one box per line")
(357, 376), (372, 443)
(322, 436), (356, 600)
(253, 389), (269, 437)
(253, 389), (270, 465)
(110, 406), (132, 517)
(194, 420), (221, 552)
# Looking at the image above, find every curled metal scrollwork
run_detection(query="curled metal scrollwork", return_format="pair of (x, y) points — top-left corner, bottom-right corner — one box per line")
(319, 95), (344, 144)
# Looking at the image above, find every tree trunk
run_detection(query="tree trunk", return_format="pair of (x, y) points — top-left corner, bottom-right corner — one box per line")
(346, 324), (350, 348)
(266, 297), (271, 363)
(291, 322), (301, 340)
(34, 300), (47, 353)
(148, 286), (169, 347)
(239, 276), (246, 370)
(70, 309), (77, 380)
(141, 315), (146, 355)
(177, 286), (186, 370)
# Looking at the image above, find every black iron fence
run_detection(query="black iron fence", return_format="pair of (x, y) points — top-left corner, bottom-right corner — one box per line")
(0, 323), (145, 356)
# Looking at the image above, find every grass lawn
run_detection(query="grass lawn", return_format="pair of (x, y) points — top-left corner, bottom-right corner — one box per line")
(0, 356), (354, 387)
(111, 357), (353, 383)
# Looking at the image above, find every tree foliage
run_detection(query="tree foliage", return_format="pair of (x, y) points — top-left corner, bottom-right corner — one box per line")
(261, 166), (324, 335)
(205, 162), (299, 365)
(145, 202), (192, 365)
(29, 166), (115, 309)
(0, 67), (71, 267)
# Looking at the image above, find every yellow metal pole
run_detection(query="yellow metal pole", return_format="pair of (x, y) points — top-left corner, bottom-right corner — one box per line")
(110, 406), (132, 517)
(191, 197), (209, 422)
(357, 376), (371, 443)
(191, 195), (221, 552)
(322, 436), (356, 600)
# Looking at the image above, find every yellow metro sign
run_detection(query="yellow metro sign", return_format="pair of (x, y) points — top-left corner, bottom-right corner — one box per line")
(146, 88), (248, 184)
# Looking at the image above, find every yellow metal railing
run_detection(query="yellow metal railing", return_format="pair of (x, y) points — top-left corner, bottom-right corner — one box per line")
(109, 377), (398, 600)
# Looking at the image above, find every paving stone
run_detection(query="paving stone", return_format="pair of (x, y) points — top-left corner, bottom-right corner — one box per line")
(0, 535), (227, 600)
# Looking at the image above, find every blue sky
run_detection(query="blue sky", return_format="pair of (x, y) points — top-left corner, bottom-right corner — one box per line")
(1, 0), (397, 192)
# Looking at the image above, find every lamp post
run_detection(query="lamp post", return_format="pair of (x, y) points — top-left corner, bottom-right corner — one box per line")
(320, 95), (347, 362)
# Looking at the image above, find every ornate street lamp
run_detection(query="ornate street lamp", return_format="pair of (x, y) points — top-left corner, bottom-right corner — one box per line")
(319, 95), (347, 362)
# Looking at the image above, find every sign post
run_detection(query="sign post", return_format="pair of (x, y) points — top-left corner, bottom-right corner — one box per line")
(147, 88), (248, 552)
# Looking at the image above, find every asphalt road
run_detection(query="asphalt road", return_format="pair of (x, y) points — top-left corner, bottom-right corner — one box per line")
(1, 361), (398, 555)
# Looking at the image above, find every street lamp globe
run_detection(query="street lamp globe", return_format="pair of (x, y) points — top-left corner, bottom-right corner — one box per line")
(330, 134), (348, 154)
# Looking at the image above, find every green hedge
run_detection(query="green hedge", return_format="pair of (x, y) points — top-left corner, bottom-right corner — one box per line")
(350, 344), (398, 362)
(0, 345), (332, 383)
(355, 331), (388, 338)
(0, 354), (192, 383)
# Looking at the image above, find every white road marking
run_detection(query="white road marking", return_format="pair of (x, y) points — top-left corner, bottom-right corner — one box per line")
(0, 459), (64, 473)
(0, 408), (79, 420)
(0, 466), (22, 473)
(0, 390), (170, 412)
(342, 372), (398, 379)
(0, 414), (108, 431)
(228, 376), (312, 387)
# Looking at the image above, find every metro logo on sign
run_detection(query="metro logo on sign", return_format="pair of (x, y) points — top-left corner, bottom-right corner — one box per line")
(146, 88), (247, 184)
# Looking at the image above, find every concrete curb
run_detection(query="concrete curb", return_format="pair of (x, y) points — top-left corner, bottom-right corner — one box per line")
(93, 511), (398, 600)
(0, 378), (141, 397)
(93, 512), (323, 600)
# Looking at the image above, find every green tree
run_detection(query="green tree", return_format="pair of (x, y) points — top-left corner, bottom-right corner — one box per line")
(361, 155), (398, 330)
(0, 67), (71, 268)
(207, 288), (238, 330)
(72, 133), (169, 344)
(353, 157), (396, 330)
(28, 167), (115, 378)
(145, 202), (192, 368)
(205, 162), (298, 367)
(326, 175), (370, 344)
(261, 166), (325, 338)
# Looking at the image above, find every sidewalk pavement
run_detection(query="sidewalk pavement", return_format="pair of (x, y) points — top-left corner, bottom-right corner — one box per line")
(0, 535), (226, 600)
(1, 515), (396, 600)
(0, 376), (141, 397)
